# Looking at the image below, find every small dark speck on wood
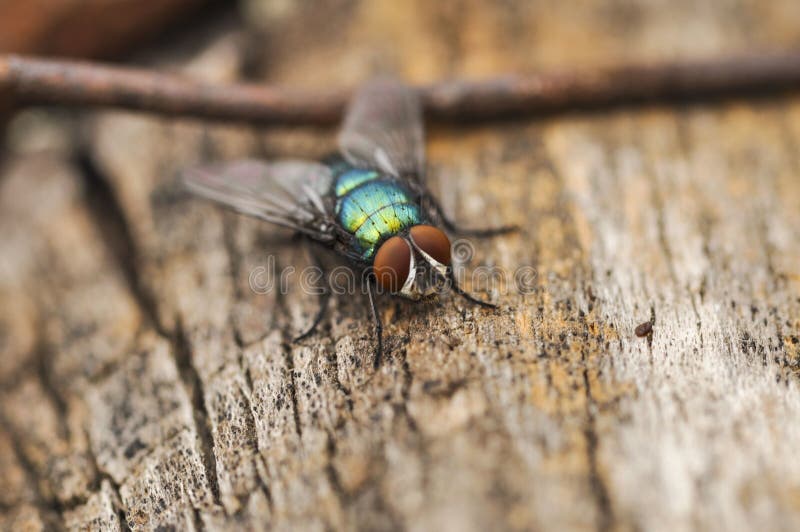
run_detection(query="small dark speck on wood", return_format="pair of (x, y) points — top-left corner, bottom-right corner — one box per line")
(635, 321), (653, 338)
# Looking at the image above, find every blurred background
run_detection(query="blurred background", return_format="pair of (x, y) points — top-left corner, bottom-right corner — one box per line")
(3, 0), (800, 143)
(4, 0), (800, 160)
(3, 0), (800, 79)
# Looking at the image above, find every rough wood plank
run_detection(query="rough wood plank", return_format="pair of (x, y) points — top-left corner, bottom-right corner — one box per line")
(2, 1), (800, 531)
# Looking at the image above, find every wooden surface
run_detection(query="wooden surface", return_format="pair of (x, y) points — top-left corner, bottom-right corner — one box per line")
(2, 1), (800, 531)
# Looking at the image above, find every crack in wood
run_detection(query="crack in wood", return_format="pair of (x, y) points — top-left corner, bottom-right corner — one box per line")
(323, 335), (354, 411)
(32, 330), (70, 442)
(2, 391), (111, 516)
(0, 412), (64, 528)
(324, 431), (347, 503)
(578, 300), (614, 532)
(253, 453), (274, 515)
(235, 354), (276, 515)
(282, 343), (305, 442)
(222, 216), (249, 351)
(222, 216), (243, 300)
(77, 150), (166, 336)
(581, 366), (614, 532)
(172, 321), (222, 507)
(85, 430), (132, 532)
(543, 151), (621, 529)
(270, 255), (306, 441)
(75, 147), (229, 519)
(398, 348), (419, 434)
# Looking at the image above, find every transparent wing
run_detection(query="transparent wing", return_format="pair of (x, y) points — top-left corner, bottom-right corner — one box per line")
(183, 159), (335, 240)
(338, 78), (425, 180)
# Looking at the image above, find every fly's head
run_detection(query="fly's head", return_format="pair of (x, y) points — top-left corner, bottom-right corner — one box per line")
(373, 225), (451, 300)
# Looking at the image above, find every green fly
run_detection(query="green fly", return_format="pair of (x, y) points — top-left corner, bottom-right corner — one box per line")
(184, 79), (513, 366)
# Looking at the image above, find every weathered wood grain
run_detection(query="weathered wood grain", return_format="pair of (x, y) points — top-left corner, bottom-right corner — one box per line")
(1, 1), (800, 531)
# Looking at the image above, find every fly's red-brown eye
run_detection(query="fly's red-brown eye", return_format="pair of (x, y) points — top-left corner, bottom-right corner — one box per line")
(374, 236), (412, 293)
(410, 225), (451, 265)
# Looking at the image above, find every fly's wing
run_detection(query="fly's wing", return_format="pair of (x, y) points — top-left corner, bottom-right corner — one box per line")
(183, 159), (335, 240)
(338, 78), (425, 182)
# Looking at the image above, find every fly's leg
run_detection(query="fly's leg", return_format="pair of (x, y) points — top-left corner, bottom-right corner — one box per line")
(293, 289), (331, 341)
(448, 267), (497, 309)
(443, 218), (519, 238)
(293, 242), (331, 342)
(366, 280), (384, 369)
(423, 193), (518, 237)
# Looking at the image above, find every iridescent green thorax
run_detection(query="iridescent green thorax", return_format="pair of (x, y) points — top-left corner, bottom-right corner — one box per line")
(331, 165), (421, 260)
(335, 168), (380, 196)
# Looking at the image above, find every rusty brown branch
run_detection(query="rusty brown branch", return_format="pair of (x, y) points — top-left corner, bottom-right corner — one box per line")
(1, 51), (800, 125)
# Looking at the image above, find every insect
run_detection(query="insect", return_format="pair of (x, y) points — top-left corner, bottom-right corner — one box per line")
(634, 321), (653, 338)
(184, 79), (513, 367)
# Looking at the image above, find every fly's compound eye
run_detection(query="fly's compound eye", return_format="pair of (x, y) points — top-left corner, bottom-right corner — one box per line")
(374, 236), (412, 293)
(410, 225), (451, 266)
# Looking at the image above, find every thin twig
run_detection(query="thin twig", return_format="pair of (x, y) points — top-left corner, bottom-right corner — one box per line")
(1, 51), (800, 125)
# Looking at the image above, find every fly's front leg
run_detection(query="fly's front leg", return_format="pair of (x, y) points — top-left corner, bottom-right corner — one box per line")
(366, 279), (384, 369)
(420, 188), (518, 237)
(448, 267), (497, 309)
(293, 241), (331, 342)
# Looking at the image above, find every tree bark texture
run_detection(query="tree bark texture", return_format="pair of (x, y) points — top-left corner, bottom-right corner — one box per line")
(1, 1), (799, 531)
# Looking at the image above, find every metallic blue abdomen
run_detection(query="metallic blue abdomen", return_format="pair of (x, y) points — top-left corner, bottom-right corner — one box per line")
(331, 165), (421, 259)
